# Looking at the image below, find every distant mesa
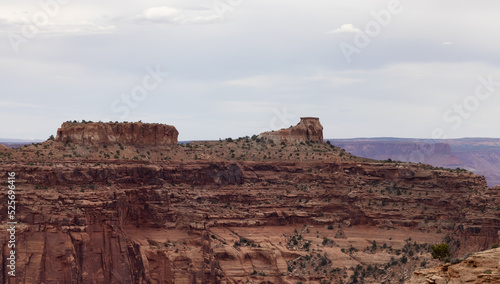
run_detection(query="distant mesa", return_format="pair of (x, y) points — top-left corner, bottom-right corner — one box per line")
(258, 117), (324, 144)
(55, 121), (178, 146)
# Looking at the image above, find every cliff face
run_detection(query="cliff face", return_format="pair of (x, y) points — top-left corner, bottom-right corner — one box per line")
(1, 160), (498, 283)
(408, 248), (500, 283)
(55, 122), (178, 146)
(259, 117), (323, 144)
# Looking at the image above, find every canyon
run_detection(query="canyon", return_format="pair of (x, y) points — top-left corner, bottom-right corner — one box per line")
(330, 138), (500, 187)
(0, 120), (499, 283)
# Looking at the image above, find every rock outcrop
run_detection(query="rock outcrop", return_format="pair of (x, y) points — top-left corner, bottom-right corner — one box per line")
(55, 121), (178, 146)
(259, 117), (323, 144)
(407, 248), (500, 283)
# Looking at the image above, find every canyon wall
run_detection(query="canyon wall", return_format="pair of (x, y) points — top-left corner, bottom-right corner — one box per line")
(331, 141), (461, 166)
(330, 138), (500, 187)
(1, 160), (499, 283)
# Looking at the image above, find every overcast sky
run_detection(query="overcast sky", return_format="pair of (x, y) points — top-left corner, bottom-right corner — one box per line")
(1, 0), (499, 141)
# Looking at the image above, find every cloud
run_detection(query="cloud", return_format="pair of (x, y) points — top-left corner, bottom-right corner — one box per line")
(0, 14), (26, 25)
(44, 21), (116, 35)
(0, 15), (116, 36)
(140, 6), (183, 23)
(441, 41), (453, 45)
(134, 6), (221, 25)
(327, 24), (361, 34)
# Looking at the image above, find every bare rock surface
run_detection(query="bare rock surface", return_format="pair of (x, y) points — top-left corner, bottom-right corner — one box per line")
(259, 117), (324, 144)
(55, 121), (178, 146)
(407, 248), (500, 284)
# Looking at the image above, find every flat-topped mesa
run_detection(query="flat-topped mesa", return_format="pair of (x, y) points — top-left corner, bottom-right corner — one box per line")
(55, 121), (178, 146)
(258, 117), (324, 144)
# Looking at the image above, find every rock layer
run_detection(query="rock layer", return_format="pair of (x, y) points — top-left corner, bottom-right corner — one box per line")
(329, 138), (500, 187)
(259, 117), (323, 144)
(55, 122), (178, 146)
(408, 248), (500, 284)
(1, 158), (499, 283)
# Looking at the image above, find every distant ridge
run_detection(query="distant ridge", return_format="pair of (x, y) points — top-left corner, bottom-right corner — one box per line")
(327, 137), (500, 187)
(0, 138), (45, 149)
(0, 138), (44, 143)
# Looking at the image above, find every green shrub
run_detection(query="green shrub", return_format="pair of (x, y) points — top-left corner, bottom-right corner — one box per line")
(431, 243), (450, 261)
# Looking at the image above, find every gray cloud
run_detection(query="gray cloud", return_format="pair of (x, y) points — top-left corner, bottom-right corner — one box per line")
(1, 0), (499, 140)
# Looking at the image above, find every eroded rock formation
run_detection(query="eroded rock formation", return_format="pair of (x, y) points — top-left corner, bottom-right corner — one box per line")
(1, 157), (498, 283)
(259, 117), (323, 144)
(55, 121), (178, 146)
(408, 248), (500, 283)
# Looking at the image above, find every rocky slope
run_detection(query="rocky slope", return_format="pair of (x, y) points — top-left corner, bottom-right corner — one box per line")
(259, 117), (323, 144)
(55, 121), (178, 146)
(0, 144), (11, 153)
(0, 121), (499, 283)
(407, 247), (500, 283)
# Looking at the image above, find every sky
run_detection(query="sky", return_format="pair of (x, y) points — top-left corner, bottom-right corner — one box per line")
(1, 0), (500, 141)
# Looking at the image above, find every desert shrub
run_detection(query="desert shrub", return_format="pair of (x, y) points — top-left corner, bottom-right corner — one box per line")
(431, 243), (450, 261)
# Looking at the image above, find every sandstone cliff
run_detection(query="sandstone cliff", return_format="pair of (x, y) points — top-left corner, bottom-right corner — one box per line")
(1, 157), (498, 283)
(55, 121), (178, 146)
(259, 117), (323, 144)
(407, 248), (500, 283)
